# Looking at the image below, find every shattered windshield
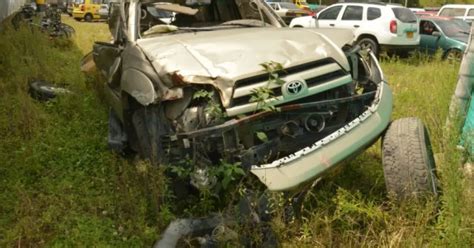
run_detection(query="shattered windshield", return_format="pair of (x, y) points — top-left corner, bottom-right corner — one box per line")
(139, 0), (283, 37)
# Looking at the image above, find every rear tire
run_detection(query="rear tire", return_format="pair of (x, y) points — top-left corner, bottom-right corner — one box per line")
(357, 37), (379, 57)
(382, 117), (438, 200)
(444, 49), (463, 62)
(84, 13), (93, 22)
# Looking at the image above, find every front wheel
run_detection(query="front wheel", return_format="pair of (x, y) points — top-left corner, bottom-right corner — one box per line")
(128, 102), (167, 165)
(382, 117), (438, 200)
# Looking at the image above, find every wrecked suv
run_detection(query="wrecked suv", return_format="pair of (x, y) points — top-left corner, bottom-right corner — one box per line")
(89, 0), (437, 199)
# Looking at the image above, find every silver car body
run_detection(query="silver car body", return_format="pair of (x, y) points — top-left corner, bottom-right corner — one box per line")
(91, 0), (392, 191)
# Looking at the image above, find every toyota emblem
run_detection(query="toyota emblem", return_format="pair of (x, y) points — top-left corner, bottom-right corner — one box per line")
(286, 80), (304, 95)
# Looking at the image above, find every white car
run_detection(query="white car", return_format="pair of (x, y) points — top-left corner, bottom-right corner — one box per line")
(410, 8), (425, 13)
(289, 2), (420, 56)
(267, 1), (309, 23)
(438, 4), (474, 24)
(98, 4), (109, 19)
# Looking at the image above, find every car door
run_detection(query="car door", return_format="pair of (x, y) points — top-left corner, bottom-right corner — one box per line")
(337, 5), (364, 33)
(419, 20), (441, 54)
(317, 5), (343, 28)
(93, 3), (123, 90)
(93, 42), (122, 86)
(90, 0), (101, 18)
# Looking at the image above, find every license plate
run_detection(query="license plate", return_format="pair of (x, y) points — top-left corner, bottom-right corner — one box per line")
(407, 32), (413, 39)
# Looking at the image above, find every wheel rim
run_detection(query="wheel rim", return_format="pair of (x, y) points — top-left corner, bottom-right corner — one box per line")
(447, 50), (462, 62)
(359, 40), (374, 52)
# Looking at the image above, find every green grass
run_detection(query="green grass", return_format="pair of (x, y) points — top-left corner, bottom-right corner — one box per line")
(0, 15), (473, 247)
(0, 17), (166, 247)
(275, 55), (473, 247)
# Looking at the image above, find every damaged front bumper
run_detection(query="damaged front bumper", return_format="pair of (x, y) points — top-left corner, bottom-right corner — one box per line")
(250, 81), (392, 191)
(163, 51), (392, 192)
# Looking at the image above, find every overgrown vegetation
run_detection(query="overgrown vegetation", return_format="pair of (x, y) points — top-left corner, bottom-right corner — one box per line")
(0, 15), (472, 247)
(0, 18), (166, 247)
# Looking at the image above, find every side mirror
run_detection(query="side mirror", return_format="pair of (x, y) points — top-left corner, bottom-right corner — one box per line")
(432, 31), (441, 37)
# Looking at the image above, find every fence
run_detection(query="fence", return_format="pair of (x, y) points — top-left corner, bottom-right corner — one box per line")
(0, 0), (28, 23)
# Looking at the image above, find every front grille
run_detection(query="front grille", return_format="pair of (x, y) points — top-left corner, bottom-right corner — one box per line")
(234, 58), (336, 89)
(226, 58), (352, 116)
(232, 87), (283, 107)
(305, 70), (348, 88)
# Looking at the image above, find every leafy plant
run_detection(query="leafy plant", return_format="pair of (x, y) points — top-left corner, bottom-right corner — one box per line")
(193, 89), (226, 121)
(192, 89), (213, 100)
(212, 160), (246, 190)
(249, 61), (286, 112)
(169, 164), (192, 179)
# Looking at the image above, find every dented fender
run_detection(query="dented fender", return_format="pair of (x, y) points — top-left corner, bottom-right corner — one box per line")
(121, 69), (156, 106)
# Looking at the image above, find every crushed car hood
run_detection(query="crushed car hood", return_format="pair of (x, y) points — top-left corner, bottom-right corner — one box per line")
(136, 27), (352, 107)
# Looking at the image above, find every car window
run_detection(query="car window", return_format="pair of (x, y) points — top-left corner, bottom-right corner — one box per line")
(439, 8), (467, 17)
(367, 7), (381, 20)
(342, 5), (363, 21)
(435, 19), (471, 37)
(468, 9), (474, 16)
(392, 7), (417, 23)
(420, 20), (438, 35)
(318, 6), (342, 20)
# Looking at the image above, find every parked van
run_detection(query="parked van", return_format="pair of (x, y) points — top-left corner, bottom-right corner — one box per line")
(72, 0), (109, 22)
(438, 4), (474, 24)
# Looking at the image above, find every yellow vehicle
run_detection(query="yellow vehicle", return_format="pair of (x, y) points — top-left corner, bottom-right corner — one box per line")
(72, 0), (108, 22)
(35, 0), (46, 11)
(293, 0), (310, 10)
